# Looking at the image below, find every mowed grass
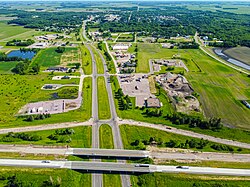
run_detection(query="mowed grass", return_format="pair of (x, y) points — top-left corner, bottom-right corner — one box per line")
(0, 61), (18, 74)
(103, 174), (122, 187)
(223, 47), (250, 65)
(91, 46), (104, 74)
(97, 77), (111, 120)
(120, 125), (250, 153)
(80, 44), (92, 75)
(131, 173), (250, 187)
(137, 44), (250, 129)
(99, 124), (114, 149)
(0, 126), (92, 148)
(0, 75), (92, 128)
(0, 168), (91, 187)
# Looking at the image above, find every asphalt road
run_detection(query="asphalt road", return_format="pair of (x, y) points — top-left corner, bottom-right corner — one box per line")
(0, 159), (249, 177)
(86, 43), (103, 187)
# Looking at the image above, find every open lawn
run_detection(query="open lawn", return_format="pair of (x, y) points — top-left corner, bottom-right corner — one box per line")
(131, 173), (250, 187)
(116, 33), (134, 42)
(223, 47), (250, 65)
(80, 44), (92, 75)
(0, 168), (91, 187)
(0, 75), (92, 128)
(97, 77), (111, 120)
(0, 126), (92, 148)
(0, 61), (18, 74)
(99, 124), (114, 149)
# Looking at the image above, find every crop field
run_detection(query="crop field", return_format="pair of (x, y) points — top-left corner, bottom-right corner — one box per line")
(0, 168), (91, 187)
(99, 124), (114, 149)
(120, 125), (250, 153)
(137, 44), (250, 129)
(80, 45), (92, 75)
(0, 75), (92, 128)
(223, 47), (250, 65)
(97, 77), (111, 120)
(131, 173), (250, 187)
(0, 61), (18, 74)
(0, 126), (92, 147)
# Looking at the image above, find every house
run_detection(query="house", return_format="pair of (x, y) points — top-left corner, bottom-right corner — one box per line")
(144, 97), (161, 108)
(46, 67), (69, 72)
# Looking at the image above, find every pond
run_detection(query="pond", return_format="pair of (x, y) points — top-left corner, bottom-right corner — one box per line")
(7, 50), (36, 60)
(213, 48), (250, 71)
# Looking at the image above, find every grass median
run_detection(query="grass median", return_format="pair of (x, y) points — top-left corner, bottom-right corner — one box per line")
(97, 76), (111, 120)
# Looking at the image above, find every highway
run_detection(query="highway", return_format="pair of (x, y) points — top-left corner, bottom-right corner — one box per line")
(87, 42), (103, 187)
(0, 159), (249, 177)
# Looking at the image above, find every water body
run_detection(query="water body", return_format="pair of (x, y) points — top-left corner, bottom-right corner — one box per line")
(213, 48), (250, 71)
(7, 50), (36, 60)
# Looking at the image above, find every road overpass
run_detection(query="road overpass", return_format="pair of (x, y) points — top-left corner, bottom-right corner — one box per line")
(0, 159), (249, 177)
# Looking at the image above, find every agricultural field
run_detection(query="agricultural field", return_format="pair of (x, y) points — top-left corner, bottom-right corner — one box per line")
(97, 77), (111, 120)
(136, 44), (250, 130)
(120, 125), (250, 153)
(131, 173), (250, 187)
(223, 47), (250, 65)
(0, 126), (92, 148)
(0, 75), (92, 128)
(0, 168), (91, 187)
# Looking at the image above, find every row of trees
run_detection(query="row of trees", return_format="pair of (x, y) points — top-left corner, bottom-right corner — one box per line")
(1, 132), (42, 142)
(166, 113), (223, 131)
(25, 113), (51, 122)
(47, 128), (75, 143)
(115, 88), (132, 110)
(6, 39), (35, 46)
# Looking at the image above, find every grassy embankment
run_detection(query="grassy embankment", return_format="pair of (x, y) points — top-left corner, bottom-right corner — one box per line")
(0, 126), (92, 148)
(120, 125), (250, 153)
(131, 173), (250, 187)
(223, 46), (250, 65)
(99, 124), (122, 187)
(0, 168), (91, 187)
(0, 75), (92, 128)
(97, 77), (111, 120)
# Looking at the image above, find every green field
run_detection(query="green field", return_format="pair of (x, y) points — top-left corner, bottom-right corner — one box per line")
(97, 77), (111, 120)
(99, 124), (114, 149)
(223, 47), (250, 65)
(103, 174), (122, 187)
(0, 75), (92, 128)
(131, 173), (250, 187)
(116, 33), (134, 42)
(0, 168), (91, 187)
(80, 45), (92, 75)
(0, 126), (92, 147)
(0, 61), (18, 74)
(120, 125), (250, 153)
(136, 44), (250, 129)
(32, 47), (76, 68)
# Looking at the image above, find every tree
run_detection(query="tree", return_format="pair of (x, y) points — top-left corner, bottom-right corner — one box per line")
(32, 63), (40, 74)
(12, 62), (28, 75)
